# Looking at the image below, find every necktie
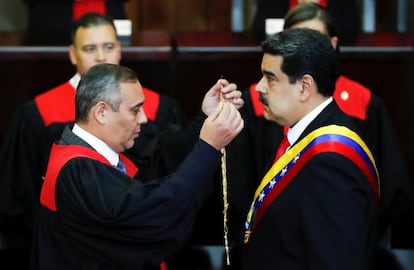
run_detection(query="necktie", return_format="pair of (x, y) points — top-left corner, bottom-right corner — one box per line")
(116, 158), (127, 174)
(273, 127), (290, 163)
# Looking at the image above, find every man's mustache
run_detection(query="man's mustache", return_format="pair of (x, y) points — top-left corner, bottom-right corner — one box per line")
(259, 94), (268, 106)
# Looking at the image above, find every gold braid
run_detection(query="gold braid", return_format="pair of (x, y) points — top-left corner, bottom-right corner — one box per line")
(221, 147), (230, 265)
(220, 76), (231, 266)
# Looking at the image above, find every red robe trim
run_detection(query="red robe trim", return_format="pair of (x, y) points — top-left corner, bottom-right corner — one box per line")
(40, 144), (138, 212)
(334, 75), (371, 120)
(289, 0), (327, 9)
(35, 82), (76, 127)
(249, 83), (264, 117)
(142, 87), (160, 122)
(73, 0), (106, 21)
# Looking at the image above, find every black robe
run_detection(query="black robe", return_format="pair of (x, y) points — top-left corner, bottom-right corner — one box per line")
(31, 127), (220, 270)
(0, 80), (188, 267)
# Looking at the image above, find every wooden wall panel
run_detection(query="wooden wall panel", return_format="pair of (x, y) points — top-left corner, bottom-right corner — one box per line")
(124, 0), (139, 33)
(125, 0), (414, 36)
(136, 0), (174, 31)
(132, 0), (231, 33)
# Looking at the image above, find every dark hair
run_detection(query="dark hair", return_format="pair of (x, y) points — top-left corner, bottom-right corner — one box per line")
(75, 63), (138, 122)
(262, 28), (338, 97)
(70, 12), (117, 43)
(283, 3), (338, 39)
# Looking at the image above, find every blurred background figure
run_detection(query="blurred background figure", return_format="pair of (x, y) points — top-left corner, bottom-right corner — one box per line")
(23, 0), (128, 44)
(252, 0), (360, 45)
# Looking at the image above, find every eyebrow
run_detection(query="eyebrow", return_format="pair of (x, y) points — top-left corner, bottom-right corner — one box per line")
(102, 42), (116, 47)
(263, 69), (277, 79)
(81, 42), (115, 48)
(130, 101), (144, 110)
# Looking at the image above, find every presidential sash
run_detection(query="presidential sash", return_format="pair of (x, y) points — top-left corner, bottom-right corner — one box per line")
(244, 125), (379, 245)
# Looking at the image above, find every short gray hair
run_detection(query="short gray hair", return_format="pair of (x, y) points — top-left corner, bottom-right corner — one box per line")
(75, 63), (138, 122)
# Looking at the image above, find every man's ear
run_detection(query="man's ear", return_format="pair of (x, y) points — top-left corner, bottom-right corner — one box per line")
(299, 74), (314, 99)
(330, 36), (339, 50)
(68, 44), (77, 65)
(93, 101), (108, 124)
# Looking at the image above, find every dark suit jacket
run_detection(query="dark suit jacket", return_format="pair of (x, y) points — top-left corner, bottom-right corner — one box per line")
(226, 79), (410, 269)
(242, 101), (378, 270)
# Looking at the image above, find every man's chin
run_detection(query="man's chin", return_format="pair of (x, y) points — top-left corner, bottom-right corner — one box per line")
(125, 140), (136, 150)
(263, 111), (272, 121)
(263, 111), (279, 123)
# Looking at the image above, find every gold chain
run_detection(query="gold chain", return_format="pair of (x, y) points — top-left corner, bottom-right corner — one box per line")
(221, 147), (230, 265)
(220, 76), (230, 266)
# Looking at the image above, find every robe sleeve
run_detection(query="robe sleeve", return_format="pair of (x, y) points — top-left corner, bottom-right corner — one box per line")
(55, 140), (220, 268)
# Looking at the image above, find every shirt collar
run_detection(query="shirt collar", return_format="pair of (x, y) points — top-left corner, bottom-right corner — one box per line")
(287, 97), (333, 145)
(69, 73), (81, 89)
(72, 124), (119, 166)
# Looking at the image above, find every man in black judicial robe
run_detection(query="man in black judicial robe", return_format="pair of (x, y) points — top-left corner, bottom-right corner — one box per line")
(0, 12), (187, 268)
(31, 63), (244, 270)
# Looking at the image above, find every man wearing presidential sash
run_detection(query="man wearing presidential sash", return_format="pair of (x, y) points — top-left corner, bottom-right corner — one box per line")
(242, 28), (379, 270)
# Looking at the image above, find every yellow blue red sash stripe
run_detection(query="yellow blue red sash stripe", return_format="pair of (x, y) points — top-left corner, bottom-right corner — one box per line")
(244, 125), (379, 245)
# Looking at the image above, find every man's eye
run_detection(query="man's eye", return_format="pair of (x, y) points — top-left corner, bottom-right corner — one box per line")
(104, 44), (115, 51)
(267, 76), (276, 82)
(83, 46), (96, 53)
